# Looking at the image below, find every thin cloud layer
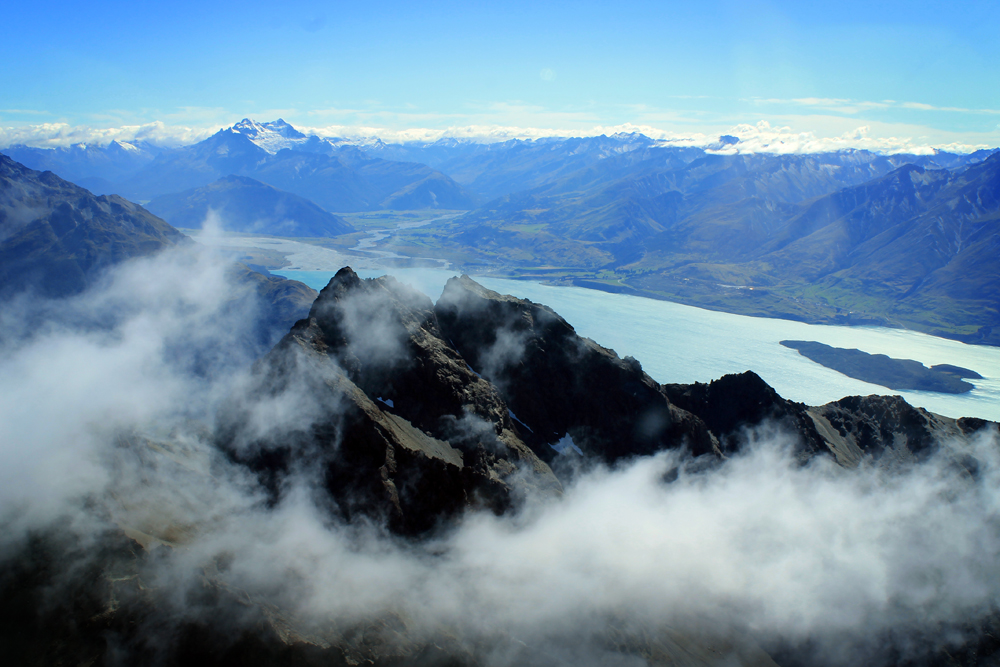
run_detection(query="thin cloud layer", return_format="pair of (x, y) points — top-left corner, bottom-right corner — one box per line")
(2, 118), (994, 155)
(753, 97), (1000, 117)
(0, 120), (215, 149)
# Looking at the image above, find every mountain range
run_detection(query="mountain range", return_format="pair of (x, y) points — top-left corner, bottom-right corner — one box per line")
(4, 119), (998, 344)
(0, 153), (185, 298)
(6, 119), (479, 211)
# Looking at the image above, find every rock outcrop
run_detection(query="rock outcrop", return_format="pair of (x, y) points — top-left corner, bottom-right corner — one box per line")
(806, 394), (997, 468)
(221, 267), (560, 535)
(435, 275), (718, 462)
(663, 370), (828, 458)
(224, 270), (998, 535)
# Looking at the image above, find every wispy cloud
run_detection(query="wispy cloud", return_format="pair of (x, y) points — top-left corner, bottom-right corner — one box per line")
(751, 97), (1000, 116)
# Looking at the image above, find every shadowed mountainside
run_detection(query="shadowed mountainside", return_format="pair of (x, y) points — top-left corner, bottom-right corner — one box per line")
(0, 153), (317, 346)
(0, 152), (186, 298)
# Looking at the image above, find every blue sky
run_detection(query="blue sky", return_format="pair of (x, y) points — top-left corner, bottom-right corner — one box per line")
(2, 0), (998, 149)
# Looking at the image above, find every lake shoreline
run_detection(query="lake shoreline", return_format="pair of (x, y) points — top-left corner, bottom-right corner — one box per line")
(191, 229), (997, 349)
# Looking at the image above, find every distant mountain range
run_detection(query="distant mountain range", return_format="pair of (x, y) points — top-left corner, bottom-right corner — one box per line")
(4, 119), (479, 212)
(619, 154), (1000, 344)
(4, 119), (998, 344)
(432, 146), (1000, 344)
(2, 139), (162, 199)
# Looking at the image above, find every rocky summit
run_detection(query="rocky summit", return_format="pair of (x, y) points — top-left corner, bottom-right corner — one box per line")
(220, 267), (561, 535)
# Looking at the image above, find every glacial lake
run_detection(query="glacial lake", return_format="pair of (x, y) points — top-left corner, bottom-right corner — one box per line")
(276, 267), (1000, 423)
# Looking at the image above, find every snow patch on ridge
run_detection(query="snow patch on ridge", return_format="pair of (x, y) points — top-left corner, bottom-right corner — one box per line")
(508, 409), (533, 433)
(551, 433), (583, 455)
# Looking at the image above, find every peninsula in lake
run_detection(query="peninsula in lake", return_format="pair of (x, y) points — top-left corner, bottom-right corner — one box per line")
(780, 340), (982, 394)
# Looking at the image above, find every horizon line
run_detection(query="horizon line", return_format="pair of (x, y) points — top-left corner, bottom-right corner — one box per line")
(1, 117), (998, 157)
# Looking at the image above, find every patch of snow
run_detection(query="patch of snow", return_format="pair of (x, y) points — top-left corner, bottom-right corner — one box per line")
(111, 140), (139, 152)
(550, 433), (583, 456)
(508, 409), (533, 433)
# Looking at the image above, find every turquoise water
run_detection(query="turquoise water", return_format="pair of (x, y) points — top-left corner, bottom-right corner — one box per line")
(277, 268), (1000, 422)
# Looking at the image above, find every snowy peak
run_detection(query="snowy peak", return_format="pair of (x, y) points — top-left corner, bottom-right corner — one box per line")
(229, 118), (308, 154)
(108, 139), (140, 154)
(261, 119), (306, 139)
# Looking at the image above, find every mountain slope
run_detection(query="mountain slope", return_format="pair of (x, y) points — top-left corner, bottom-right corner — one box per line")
(0, 154), (317, 346)
(2, 140), (160, 194)
(447, 148), (974, 268)
(0, 153), (186, 297)
(145, 175), (355, 237)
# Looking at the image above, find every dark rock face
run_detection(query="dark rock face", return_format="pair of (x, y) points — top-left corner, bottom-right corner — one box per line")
(661, 371), (986, 469)
(222, 268), (559, 535)
(808, 394), (966, 467)
(662, 371), (827, 457)
(435, 275), (718, 462)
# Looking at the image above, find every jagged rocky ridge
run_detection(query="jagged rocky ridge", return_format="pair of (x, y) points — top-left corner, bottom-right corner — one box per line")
(221, 268), (561, 535)
(4, 267), (999, 666)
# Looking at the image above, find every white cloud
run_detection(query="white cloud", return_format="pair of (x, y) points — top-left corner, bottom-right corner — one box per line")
(0, 120), (215, 149)
(753, 97), (1000, 117)
(1, 115), (995, 155)
(696, 120), (953, 156)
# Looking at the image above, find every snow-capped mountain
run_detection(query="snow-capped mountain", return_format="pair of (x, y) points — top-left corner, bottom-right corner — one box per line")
(229, 118), (309, 154)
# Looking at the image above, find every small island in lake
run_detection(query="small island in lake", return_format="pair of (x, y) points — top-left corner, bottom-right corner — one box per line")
(780, 340), (982, 395)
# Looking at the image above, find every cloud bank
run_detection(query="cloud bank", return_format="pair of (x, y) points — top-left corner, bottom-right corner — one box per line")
(2, 240), (1000, 665)
(0, 120), (215, 149)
